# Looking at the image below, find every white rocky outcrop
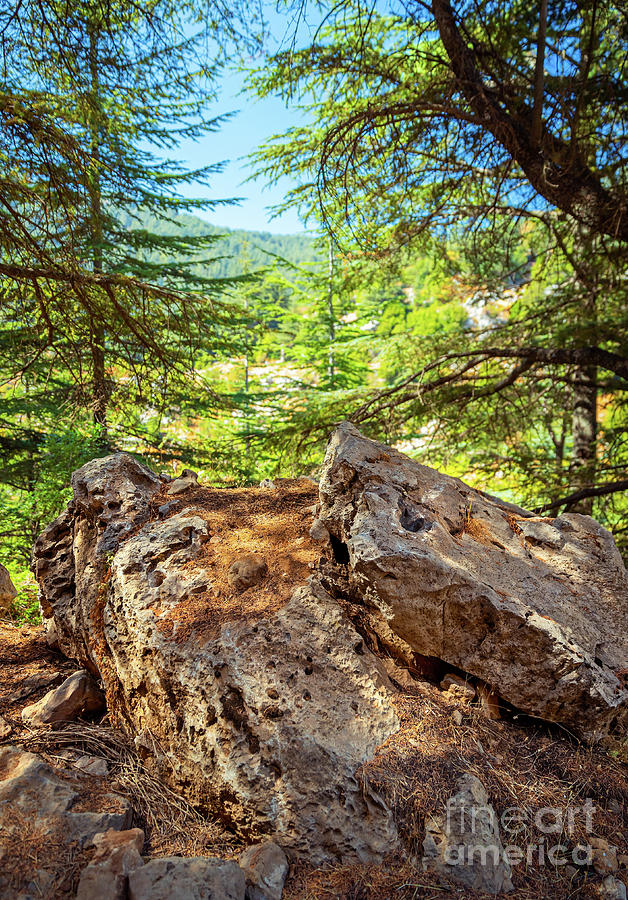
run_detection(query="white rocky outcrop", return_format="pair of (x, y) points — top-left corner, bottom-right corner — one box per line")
(319, 422), (628, 741)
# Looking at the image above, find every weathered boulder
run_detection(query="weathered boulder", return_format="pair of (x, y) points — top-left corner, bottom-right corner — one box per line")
(21, 669), (104, 727)
(128, 857), (245, 900)
(319, 422), (628, 740)
(0, 562), (17, 614)
(34, 455), (399, 864)
(422, 773), (513, 893)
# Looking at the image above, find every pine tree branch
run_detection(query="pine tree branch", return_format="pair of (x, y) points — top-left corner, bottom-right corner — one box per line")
(534, 480), (628, 513)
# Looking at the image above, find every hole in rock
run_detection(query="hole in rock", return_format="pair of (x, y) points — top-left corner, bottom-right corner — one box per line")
(330, 533), (350, 564)
(400, 507), (427, 533)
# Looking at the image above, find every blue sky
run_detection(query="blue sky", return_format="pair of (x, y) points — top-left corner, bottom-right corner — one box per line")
(175, 22), (313, 236)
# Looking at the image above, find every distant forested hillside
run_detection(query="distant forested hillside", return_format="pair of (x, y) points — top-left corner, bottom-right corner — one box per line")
(117, 210), (323, 278)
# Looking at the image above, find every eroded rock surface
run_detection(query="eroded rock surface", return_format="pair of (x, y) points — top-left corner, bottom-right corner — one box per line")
(319, 422), (628, 740)
(34, 456), (399, 864)
(128, 857), (245, 900)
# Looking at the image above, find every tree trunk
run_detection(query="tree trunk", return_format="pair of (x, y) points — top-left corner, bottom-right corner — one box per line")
(327, 237), (335, 388)
(88, 25), (108, 441)
(569, 365), (597, 514)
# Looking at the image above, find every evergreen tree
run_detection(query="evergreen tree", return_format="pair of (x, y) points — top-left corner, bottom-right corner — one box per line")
(0, 0), (262, 575)
(250, 0), (628, 532)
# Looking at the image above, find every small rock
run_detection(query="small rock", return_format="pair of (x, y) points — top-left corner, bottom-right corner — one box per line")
(608, 799), (623, 816)
(158, 501), (179, 518)
(128, 856), (245, 900)
(309, 519), (330, 543)
(599, 875), (627, 900)
(452, 710), (463, 726)
(477, 683), (501, 720)
(441, 673), (476, 701)
(70, 796), (133, 845)
(260, 479), (277, 490)
(422, 773), (513, 893)
(382, 658), (415, 692)
(21, 669), (105, 727)
(0, 715), (12, 739)
(239, 841), (289, 900)
(228, 556), (268, 593)
(43, 616), (60, 649)
(0, 745), (132, 857)
(565, 864), (579, 878)
(74, 754), (109, 776)
(167, 469), (199, 496)
(618, 854), (628, 868)
(0, 563), (17, 613)
(77, 828), (145, 900)
(591, 837), (619, 875)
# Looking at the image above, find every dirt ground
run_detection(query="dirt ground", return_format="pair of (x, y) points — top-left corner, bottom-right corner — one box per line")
(151, 477), (321, 644)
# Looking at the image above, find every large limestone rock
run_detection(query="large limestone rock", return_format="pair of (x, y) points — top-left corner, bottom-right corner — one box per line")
(34, 453), (162, 670)
(34, 454), (399, 864)
(319, 422), (628, 740)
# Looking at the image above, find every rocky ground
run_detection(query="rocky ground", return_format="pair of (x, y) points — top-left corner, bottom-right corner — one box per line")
(1, 424), (627, 899)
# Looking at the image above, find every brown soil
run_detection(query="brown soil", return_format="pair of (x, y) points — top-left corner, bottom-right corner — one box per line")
(153, 477), (320, 644)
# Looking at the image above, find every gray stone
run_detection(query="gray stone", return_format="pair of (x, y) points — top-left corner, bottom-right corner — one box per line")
(167, 469), (199, 496)
(76, 828), (144, 900)
(422, 773), (513, 893)
(599, 875), (628, 900)
(319, 422), (628, 741)
(0, 746), (130, 841)
(32, 452), (405, 864)
(74, 754), (109, 776)
(33, 452), (399, 863)
(34, 452), (161, 668)
(21, 669), (104, 727)
(308, 518), (330, 543)
(239, 841), (289, 900)
(128, 857), (245, 900)
(0, 715), (12, 739)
